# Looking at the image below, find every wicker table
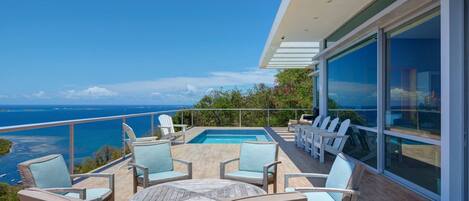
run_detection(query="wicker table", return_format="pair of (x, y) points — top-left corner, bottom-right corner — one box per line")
(129, 179), (266, 201)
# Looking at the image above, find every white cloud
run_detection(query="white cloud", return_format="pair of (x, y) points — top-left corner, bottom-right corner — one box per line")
(97, 69), (277, 104)
(32, 91), (46, 98)
(64, 86), (117, 99)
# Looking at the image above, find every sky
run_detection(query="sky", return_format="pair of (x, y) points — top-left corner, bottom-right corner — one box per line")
(0, 0), (280, 105)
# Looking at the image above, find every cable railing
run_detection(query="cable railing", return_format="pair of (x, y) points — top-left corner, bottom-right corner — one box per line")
(0, 108), (310, 176)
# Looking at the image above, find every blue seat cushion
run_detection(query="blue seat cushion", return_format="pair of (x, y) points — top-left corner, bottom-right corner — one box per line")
(133, 142), (174, 175)
(239, 143), (277, 173)
(285, 187), (334, 201)
(325, 156), (355, 201)
(29, 155), (72, 188)
(65, 188), (111, 201)
(138, 171), (187, 183)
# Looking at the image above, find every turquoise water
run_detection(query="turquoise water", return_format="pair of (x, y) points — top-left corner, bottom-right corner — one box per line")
(188, 129), (272, 144)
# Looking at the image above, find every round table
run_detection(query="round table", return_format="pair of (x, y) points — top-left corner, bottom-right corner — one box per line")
(129, 179), (266, 201)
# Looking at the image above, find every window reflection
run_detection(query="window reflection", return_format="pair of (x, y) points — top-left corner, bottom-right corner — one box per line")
(342, 127), (377, 168)
(385, 135), (440, 194)
(385, 15), (441, 139)
(327, 36), (377, 127)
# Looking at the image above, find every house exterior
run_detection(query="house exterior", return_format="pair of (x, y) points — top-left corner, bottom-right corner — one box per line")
(259, 0), (468, 200)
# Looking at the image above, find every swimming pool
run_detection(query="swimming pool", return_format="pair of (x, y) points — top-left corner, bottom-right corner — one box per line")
(188, 129), (273, 144)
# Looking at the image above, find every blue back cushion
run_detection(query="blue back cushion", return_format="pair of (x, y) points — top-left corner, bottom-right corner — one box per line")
(239, 143), (276, 173)
(134, 142), (173, 175)
(29, 155), (72, 188)
(325, 155), (356, 201)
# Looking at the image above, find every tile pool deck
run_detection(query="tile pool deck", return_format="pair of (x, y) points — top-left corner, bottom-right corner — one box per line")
(75, 127), (428, 201)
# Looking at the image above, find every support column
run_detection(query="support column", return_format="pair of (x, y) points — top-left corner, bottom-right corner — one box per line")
(377, 29), (386, 173)
(441, 0), (466, 200)
(318, 56), (328, 117)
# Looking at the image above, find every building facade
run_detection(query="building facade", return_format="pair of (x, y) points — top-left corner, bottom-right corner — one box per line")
(260, 0), (468, 200)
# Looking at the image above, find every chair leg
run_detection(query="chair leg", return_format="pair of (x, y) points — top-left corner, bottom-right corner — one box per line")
(133, 177), (137, 193)
(320, 146), (325, 163)
(273, 180), (277, 193)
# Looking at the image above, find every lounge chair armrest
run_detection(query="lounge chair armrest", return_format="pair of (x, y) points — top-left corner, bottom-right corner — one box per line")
(221, 158), (240, 165)
(293, 187), (359, 195)
(135, 136), (159, 141)
(220, 158), (240, 179)
(263, 161), (282, 172)
(173, 158), (191, 165)
(158, 125), (172, 128)
(284, 173), (328, 188)
(173, 124), (187, 128)
(71, 173), (115, 191)
(43, 187), (86, 199)
(173, 159), (193, 178)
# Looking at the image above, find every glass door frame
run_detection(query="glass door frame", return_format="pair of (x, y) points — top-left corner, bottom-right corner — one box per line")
(381, 9), (442, 200)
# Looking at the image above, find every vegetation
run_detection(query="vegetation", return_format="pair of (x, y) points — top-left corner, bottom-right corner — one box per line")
(0, 139), (12, 156)
(0, 183), (21, 201)
(75, 145), (127, 173)
(173, 69), (315, 127)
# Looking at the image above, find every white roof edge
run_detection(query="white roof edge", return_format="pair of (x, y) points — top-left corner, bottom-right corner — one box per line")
(259, 0), (292, 68)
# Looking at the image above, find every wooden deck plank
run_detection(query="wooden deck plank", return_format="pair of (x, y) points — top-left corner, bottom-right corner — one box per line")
(75, 127), (428, 201)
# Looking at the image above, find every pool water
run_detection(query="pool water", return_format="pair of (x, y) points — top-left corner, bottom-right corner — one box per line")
(188, 129), (273, 144)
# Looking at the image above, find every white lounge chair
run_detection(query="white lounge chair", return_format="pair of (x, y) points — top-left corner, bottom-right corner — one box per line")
(305, 117), (339, 155)
(122, 123), (158, 147)
(313, 119), (351, 163)
(158, 114), (188, 143)
(300, 116), (331, 152)
(295, 116), (321, 148)
(284, 153), (365, 201)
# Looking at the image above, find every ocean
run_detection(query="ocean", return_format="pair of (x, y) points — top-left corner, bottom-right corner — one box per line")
(0, 105), (187, 184)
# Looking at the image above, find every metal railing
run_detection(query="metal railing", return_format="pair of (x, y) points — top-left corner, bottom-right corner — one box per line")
(0, 108), (309, 174)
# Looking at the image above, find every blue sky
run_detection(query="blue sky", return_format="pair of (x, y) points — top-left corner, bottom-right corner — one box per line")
(0, 0), (280, 105)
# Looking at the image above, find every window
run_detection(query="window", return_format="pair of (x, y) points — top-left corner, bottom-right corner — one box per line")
(384, 13), (441, 195)
(385, 135), (440, 194)
(385, 14), (441, 139)
(327, 36), (378, 127)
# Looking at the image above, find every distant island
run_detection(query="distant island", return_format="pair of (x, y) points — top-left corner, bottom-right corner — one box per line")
(0, 139), (12, 155)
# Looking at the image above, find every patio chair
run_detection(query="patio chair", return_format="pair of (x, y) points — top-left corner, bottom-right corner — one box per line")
(288, 114), (314, 132)
(295, 116), (321, 148)
(158, 114), (188, 143)
(130, 140), (192, 193)
(18, 154), (114, 201)
(301, 116), (332, 152)
(313, 119), (351, 163)
(123, 123), (158, 147)
(220, 141), (281, 193)
(284, 153), (365, 201)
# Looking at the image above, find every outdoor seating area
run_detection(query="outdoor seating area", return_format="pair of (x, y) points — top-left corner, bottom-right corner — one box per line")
(14, 112), (428, 201)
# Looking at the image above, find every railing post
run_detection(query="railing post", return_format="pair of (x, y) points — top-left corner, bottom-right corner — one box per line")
(181, 111), (184, 125)
(69, 123), (75, 174)
(267, 109), (270, 127)
(239, 109), (242, 127)
(122, 117), (126, 159)
(191, 110), (194, 127)
(295, 110), (298, 120)
(150, 113), (154, 136)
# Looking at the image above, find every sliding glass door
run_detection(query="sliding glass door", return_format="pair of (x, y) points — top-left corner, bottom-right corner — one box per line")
(384, 12), (441, 197)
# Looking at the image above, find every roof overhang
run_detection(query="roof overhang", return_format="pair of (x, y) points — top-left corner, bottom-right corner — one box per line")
(259, 0), (373, 69)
